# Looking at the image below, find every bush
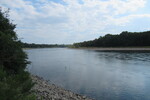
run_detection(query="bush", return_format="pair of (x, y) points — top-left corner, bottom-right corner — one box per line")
(0, 67), (36, 100)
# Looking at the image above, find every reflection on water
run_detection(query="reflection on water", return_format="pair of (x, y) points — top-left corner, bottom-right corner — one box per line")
(25, 48), (150, 100)
(96, 51), (150, 62)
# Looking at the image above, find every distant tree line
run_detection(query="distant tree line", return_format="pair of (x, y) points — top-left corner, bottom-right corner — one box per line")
(73, 31), (150, 47)
(23, 43), (68, 48)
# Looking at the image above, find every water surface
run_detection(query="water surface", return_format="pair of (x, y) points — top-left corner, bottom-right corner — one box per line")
(25, 48), (150, 100)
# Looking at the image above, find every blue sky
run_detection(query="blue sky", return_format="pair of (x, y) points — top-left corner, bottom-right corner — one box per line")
(0, 0), (150, 44)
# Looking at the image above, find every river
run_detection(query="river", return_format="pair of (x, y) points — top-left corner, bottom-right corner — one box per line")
(25, 48), (150, 100)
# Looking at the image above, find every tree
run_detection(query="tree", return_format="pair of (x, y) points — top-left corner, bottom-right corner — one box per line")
(73, 31), (150, 47)
(0, 8), (35, 100)
(0, 9), (29, 73)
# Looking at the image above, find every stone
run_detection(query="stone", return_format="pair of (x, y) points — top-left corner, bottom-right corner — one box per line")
(31, 75), (94, 100)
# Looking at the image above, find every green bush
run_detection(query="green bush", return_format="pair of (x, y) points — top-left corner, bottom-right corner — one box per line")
(0, 67), (36, 100)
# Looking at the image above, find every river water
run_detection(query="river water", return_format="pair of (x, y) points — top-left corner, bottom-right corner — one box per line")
(25, 48), (150, 100)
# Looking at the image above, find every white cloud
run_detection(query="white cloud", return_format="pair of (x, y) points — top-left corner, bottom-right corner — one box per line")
(0, 0), (149, 43)
(108, 14), (150, 26)
(108, 0), (146, 15)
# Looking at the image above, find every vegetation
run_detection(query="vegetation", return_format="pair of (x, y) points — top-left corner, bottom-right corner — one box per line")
(23, 43), (67, 48)
(73, 31), (150, 47)
(0, 9), (35, 100)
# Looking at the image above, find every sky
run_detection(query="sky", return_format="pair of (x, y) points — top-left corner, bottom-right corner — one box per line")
(0, 0), (150, 44)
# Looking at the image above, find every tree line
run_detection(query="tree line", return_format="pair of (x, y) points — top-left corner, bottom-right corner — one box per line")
(73, 31), (150, 47)
(23, 43), (67, 48)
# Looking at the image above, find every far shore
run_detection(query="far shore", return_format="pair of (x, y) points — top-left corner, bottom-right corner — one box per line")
(73, 47), (150, 51)
(23, 47), (150, 51)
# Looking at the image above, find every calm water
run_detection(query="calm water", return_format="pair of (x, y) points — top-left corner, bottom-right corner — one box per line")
(25, 48), (150, 100)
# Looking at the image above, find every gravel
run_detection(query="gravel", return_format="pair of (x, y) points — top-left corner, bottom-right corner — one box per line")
(31, 75), (94, 100)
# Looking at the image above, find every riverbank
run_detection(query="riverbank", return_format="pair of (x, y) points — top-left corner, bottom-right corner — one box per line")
(31, 75), (94, 100)
(73, 47), (150, 51)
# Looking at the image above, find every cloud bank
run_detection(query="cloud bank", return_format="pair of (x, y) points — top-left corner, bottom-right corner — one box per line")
(0, 0), (150, 44)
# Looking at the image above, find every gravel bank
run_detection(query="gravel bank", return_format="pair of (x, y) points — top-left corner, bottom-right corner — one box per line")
(31, 75), (94, 100)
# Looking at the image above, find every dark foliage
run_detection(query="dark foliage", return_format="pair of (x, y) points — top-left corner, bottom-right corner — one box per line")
(0, 9), (35, 100)
(73, 31), (150, 47)
(22, 43), (67, 48)
(0, 9), (29, 73)
(0, 67), (35, 100)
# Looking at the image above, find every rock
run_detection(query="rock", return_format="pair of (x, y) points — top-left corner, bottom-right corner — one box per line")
(31, 75), (94, 100)
(83, 96), (86, 99)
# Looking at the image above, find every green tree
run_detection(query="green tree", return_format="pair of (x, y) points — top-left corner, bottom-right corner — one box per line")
(0, 9), (29, 74)
(0, 9), (35, 100)
(73, 31), (150, 47)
